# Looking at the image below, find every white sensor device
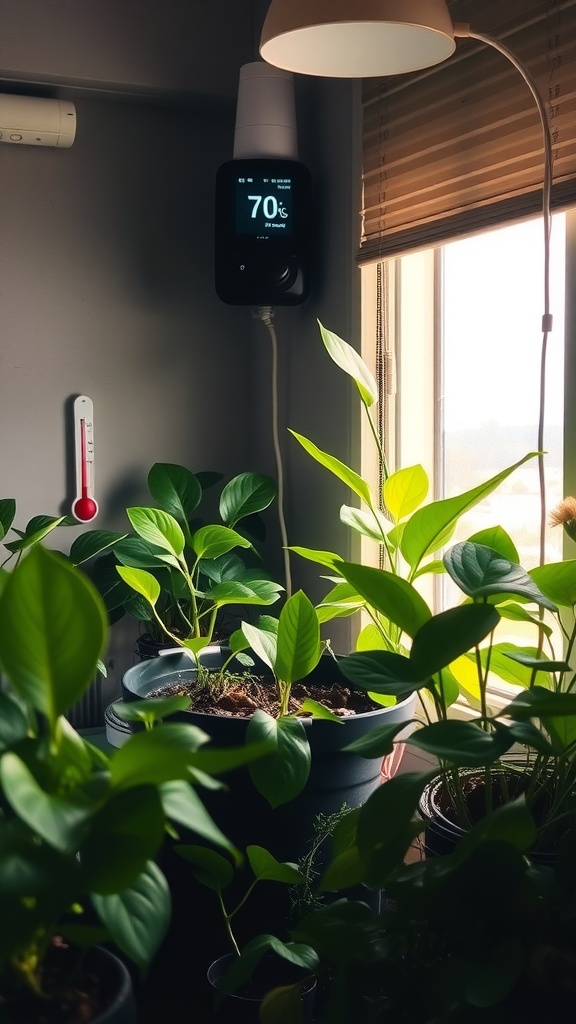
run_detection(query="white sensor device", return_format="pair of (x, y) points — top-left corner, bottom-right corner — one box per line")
(0, 94), (76, 148)
(233, 62), (297, 160)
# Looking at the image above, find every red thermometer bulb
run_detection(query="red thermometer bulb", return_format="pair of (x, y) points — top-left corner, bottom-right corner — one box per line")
(72, 396), (99, 522)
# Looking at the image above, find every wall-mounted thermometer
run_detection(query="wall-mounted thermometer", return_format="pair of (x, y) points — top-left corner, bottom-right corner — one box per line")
(71, 395), (99, 523)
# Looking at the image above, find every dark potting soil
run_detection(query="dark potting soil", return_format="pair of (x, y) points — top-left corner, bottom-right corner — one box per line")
(148, 674), (379, 718)
(0, 940), (117, 1024)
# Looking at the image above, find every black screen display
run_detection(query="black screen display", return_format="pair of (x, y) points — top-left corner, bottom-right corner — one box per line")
(235, 173), (294, 237)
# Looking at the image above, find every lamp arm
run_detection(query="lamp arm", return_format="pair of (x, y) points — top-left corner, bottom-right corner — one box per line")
(455, 23), (553, 570)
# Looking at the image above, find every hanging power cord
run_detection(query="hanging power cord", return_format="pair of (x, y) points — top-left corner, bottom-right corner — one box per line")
(253, 305), (293, 599)
(454, 24), (554, 570)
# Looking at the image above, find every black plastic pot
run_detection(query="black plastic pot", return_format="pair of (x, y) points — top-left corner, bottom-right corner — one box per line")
(207, 953), (316, 1024)
(122, 647), (415, 940)
(91, 947), (137, 1024)
(122, 647), (415, 856)
(420, 769), (557, 866)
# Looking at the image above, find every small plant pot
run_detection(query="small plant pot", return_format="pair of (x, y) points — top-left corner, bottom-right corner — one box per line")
(207, 953), (316, 1024)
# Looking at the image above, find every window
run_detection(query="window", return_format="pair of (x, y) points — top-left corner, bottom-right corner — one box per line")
(361, 208), (573, 671)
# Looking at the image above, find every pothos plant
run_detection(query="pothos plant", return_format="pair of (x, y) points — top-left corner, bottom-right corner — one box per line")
(0, 544), (273, 1014)
(174, 842), (318, 1019)
(90, 463), (284, 652)
(288, 321), (576, 852)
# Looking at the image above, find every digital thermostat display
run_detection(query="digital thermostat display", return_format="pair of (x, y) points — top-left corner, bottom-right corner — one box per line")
(235, 174), (293, 236)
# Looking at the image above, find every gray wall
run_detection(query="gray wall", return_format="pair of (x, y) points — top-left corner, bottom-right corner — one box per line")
(0, 1), (361, 694)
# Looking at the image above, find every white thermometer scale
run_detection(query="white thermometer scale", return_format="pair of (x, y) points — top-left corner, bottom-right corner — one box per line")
(71, 395), (99, 522)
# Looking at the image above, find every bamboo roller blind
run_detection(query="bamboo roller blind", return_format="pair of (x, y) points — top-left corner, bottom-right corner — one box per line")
(358, 0), (576, 262)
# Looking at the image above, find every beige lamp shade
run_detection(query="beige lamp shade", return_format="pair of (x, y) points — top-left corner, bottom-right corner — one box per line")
(260, 0), (456, 77)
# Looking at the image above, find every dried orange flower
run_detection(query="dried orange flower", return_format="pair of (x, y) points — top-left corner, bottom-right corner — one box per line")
(549, 497), (576, 542)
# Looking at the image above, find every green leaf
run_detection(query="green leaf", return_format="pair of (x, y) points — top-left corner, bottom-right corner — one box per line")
(340, 650), (423, 695)
(114, 536), (179, 570)
(466, 525), (519, 563)
(127, 507), (185, 559)
(340, 504), (391, 544)
(191, 524), (251, 560)
(444, 542), (557, 610)
(0, 752), (91, 853)
(344, 719), (413, 758)
(160, 780), (237, 856)
(338, 562), (432, 639)
(410, 720), (513, 766)
(109, 723), (209, 789)
(0, 546), (107, 722)
(246, 845), (305, 884)
(217, 935), (318, 1002)
(400, 452), (538, 571)
(4, 515), (69, 553)
(247, 712), (311, 808)
(409, 604), (501, 679)
(112, 695), (192, 725)
(174, 844), (234, 891)
(276, 591), (321, 685)
(69, 531), (128, 566)
(318, 320), (378, 407)
(384, 465), (428, 522)
(0, 692), (29, 751)
(91, 860), (171, 974)
(207, 578), (283, 607)
(147, 463), (202, 524)
(116, 566), (161, 608)
(0, 498), (16, 540)
(241, 620), (278, 675)
(219, 472), (276, 527)
(288, 545), (343, 570)
(530, 559), (576, 608)
(289, 430), (373, 506)
(297, 697), (344, 722)
(501, 686), (576, 719)
(81, 786), (166, 893)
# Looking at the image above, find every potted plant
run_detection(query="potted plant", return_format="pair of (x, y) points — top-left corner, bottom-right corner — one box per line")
(0, 543), (274, 1023)
(89, 462), (284, 657)
(176, 842), (318, 1023)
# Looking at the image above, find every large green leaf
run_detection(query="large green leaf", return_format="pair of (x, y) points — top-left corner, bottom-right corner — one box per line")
(0, 546), (107, 722)
(247, 712), (311, 808)
(126, 507), (185, 559)
(384, 465), (429, 523)
(147, 463), (202, 524)
(444, 542), (558, 610)
(289, 430), (373, 506)
(219, 472), (277, 527)
(81, 786), (166, 893)
(318, 320), (378, 407)
(69, 530), (128, 566)
(91, 860), (171, 973)
(0, 692), (29, 751)
(410, 720), (514, 766)
(276, 591), (321, 684)
(400, 452), (538, 572)
(0, 752), (91, 853)
(191, 524), (251, 560)
(409, 604), (501, 679)
(340, 650), (424, 695)
(217, 935), (319, 1002)
(338, 562), (432, 639)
